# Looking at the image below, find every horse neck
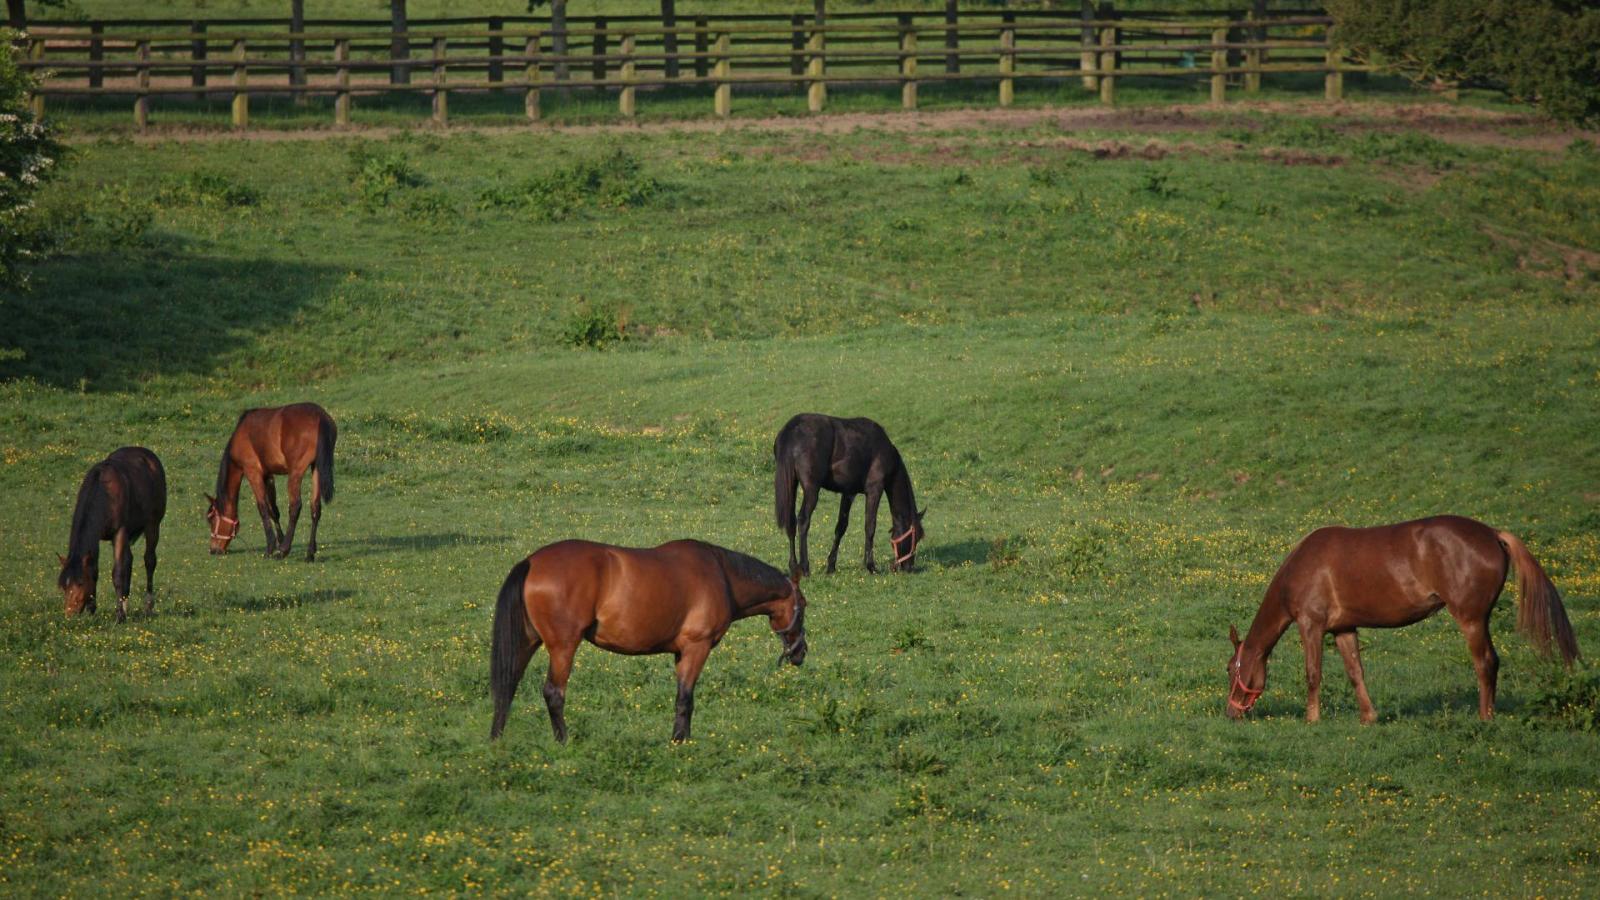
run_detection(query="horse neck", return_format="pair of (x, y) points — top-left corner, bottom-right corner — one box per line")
(886, 464), (917, 527)
(722, 559), (791, 619)
(215, 446), (243, 515)
(1242, 583), (1293, 663)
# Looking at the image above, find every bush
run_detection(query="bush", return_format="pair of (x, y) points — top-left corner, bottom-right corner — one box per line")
(560, 299), (628, 350)
(1327, 0), (1600, 127)
(1, 30), (67, 290)
(478, 149), (660, 221)
(347, 143), (424, 210)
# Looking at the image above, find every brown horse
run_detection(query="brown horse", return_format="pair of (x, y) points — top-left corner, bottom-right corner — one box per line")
(58, 447), (166, 622)
(489, 540), (809, 743)
(206, 403), (336, 561)
(1228, 515), (1580, 723)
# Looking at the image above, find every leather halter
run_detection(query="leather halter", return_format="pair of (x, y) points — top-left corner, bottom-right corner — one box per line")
(1228, 646), (1264, 713)
(890, 524), (918, 569)
(210, 513), (239, 541)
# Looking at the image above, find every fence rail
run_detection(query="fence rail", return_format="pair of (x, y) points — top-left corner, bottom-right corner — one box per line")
(13, 7), (1359, 128)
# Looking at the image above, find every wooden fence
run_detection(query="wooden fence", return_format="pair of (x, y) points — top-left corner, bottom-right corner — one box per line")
(12, 7), (1360, 128)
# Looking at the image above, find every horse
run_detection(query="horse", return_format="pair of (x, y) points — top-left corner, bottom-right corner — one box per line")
(489, 539), (808, 743)
(1227, 515), (1580, 723)
(57, 447), (167, 623)
(206, 403), (336, 561)
(773, 413), (925, 576)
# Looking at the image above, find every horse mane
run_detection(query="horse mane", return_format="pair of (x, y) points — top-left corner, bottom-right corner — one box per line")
(888, 460), (919, 524)
(215, 410), (250, 498)
(62, 464), (110, 578)
(711, 544), (791, 599)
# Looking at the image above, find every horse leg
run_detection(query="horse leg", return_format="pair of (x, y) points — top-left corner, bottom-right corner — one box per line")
(1453, 614), (1499, 720)
(542, 641), (577, 744)
(276, 467), (306, 560)
(862, 485), (883, 574)
(796, 484), (820, 577)
(672, 642), (712, 743)
(142, 523), (159, 614)
(245, 472), (277, 557)
(1299, 622), (1325, 722)
(112, 529), (132, 623)
(304, 468), (323, 562)
(825, 493), (854, 575)
(264, 477), (285, 548)
(1334, 631), (1377, 724)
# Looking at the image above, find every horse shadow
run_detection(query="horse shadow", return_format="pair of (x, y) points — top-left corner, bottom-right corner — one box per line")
(922, 539), (1002, 569)
(223, 588), (356, 613)
(0, 250), (340, 391)
(339, 533), (515, 556)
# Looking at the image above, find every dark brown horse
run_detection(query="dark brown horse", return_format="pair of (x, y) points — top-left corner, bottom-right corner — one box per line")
(489, 540), (808, 743)
(1228, 515), (1580, 723)
(57, 447), (166, 622)
(207, 403), (336, 561)
(774, 413), (925, 575)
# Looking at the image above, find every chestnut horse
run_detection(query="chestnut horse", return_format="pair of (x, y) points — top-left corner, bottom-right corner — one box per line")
(1228, 515), (1579, 723)
(489, 540), (808, 743)
(57, 447), (166, 622)
(207, 403), (336, 561)
(774, 413), (925, 575)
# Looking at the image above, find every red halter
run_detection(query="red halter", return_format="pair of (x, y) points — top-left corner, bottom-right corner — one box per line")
(890, 524), (918, 569)
(1228, 646), (1264, 713)
(210, 513), (239, 541)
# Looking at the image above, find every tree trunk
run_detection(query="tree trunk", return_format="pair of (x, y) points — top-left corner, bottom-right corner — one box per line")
(290, 0), (307, 97)
(552, 0), (569, 81)
(390, 0), (409, 85)
(662, 0), (678, 79)
(814, 0), (825, 26)
(7, 0), (26, 29)
(945, 0), (958, 73)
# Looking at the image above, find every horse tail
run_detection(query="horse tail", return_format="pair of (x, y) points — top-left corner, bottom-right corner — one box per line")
(775, 452), (798, 533)
(315, 414), (336, 504)
(1497, 530), (1580, 665)
(490, 558), (533, 740)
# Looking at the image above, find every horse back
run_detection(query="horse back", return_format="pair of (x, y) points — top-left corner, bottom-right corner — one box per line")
(777, 413), (899, 490)
(99, 447), (167, 535)
(231, 403), (332, 474)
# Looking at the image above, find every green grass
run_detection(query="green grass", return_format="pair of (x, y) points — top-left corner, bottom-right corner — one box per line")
(2, 101), (1599, 895)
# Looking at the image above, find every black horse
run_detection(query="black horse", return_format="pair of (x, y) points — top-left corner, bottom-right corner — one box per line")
(57, 447), (167, 622)
(774, 413), (925, 575)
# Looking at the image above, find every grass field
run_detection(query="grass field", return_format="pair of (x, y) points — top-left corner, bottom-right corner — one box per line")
(3, 97), (1600, 895)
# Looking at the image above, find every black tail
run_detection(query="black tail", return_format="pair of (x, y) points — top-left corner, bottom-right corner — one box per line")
(774, 449), (796, 532)
(315, 414), (336, 503)
(490, 558), (533, 740)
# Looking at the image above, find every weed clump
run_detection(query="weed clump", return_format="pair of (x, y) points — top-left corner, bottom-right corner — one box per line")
(348, 143), (425, 210)
(478, 149), (661, 221)
(1527, 667), (1600, 733)
(156, 171), (260, 208)
(560, 299), (628, 350)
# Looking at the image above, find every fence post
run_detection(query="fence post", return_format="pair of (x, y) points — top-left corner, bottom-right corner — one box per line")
(790, 14), (806, 76)
(944, 2), (959, 73)
(290, 4), (306, 104)
(1210, 26), (1226, 106)
(27, 39), (44, 119)
(1098, 22), (1116, 105)
(998, 17), (1015, 108)
(488, 16), (504, 87)
(713, 32), (730, 117)
(89, 22), (104, 89)
(1324, 30), (1344, 102)
(900, 17), (917, 111)
(136, 39), (152, 129)
(335, 38), (352, 126)
(695, 16), (710, 79)
(806, 28), (825, 113)
(619, 33), (636, 117)
(525, 33), (542, 120)
(229, 38), (246, 129)
(1245, 5), (1262, 92)
(191, 21), (208, 93)
(1080, 0), (1097, 90)
(662, 3), (679, 80)
(433, 37), (448, 123)
(593, 17), (608, 83)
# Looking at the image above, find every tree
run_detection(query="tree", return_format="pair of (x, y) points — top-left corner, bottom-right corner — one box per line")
(1, 29), (66, 290)
(1328, 0), (1600, 126)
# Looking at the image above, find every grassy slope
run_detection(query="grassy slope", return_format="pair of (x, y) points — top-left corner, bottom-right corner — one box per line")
(2, 108), (1599, 895)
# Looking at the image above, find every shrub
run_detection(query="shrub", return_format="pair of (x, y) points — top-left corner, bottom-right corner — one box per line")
(1, 29), (67, 290)
(478, 149), (660, 221)
(1327, 0), (1600, 127)
(560, 299), (627, 350)
(347, 143), (424, 210)
(1526, 666), (1600, 733)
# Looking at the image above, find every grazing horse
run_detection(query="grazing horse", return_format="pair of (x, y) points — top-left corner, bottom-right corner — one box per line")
(489, 540), (808, 743)
(1227, 515), (1580, 723)
(206, 403), (336, 561)
(773, 413), (925, 575)
(57, 447), (166, 622)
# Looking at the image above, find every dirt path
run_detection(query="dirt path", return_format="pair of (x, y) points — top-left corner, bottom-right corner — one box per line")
(72, 100), (1598, 151)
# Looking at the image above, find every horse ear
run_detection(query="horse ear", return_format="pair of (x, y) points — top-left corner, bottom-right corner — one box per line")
(918, 506), (927, 520)
(204, 493), (215, 506)
(56, 553), (67, 568)
(1229, 625), (1241, 648)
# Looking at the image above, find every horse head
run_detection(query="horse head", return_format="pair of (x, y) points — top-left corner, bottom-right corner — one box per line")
(57, 552), (97, 617)
(1226, 624), (1266, 719)
(205, 493), (238, 555)
(890, 506), (927, 573)
(774, 567), (808, 668)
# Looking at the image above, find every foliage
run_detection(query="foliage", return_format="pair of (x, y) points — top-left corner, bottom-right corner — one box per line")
(0, 28), (65, 290)
(155, 170), (260, 208)
(560, 298), (627, 349)
(346, 142), (424, 210)
(1328, 0), (1600, 126)
(477, 148), (660, 220)
(1527, 666), (1600, 733)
